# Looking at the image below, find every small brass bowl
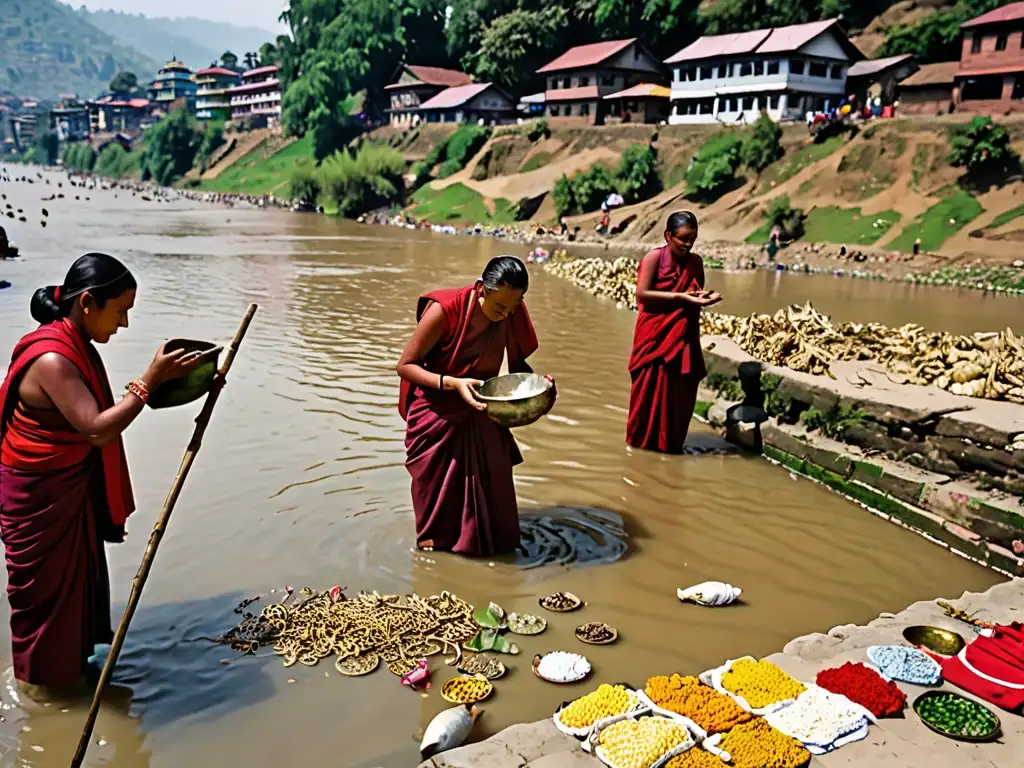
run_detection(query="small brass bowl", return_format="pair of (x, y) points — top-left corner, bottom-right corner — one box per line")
(474, 373), (554, 429)
(148, 339), (221, 410)
(903, 625), (966, 657)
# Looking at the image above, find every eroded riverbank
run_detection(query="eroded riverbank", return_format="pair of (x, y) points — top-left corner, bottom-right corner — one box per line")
(0, 169), (1009, 767)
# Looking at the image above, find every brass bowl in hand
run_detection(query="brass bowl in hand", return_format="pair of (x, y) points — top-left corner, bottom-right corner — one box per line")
(474, 373), (553, 429)
(148, 339), (221, 410)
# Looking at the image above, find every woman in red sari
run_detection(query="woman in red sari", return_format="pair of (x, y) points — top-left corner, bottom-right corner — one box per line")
(0, 253), (200, 696)
(397, 256), (553, 556)
(627, 212), (722, 454)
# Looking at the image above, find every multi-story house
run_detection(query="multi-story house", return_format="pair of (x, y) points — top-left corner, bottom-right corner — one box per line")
(537, 39), (664, 124)
(87, 96), (152, 135)
(229, 65), (282, 127)
(149, 59), (197, 112)
(195, 66), (241, 121)
(956, 1), (1024, 112)
(666, 18), (863, 125)
(386, 65), (473, 126)
(417, 83), (515, 124)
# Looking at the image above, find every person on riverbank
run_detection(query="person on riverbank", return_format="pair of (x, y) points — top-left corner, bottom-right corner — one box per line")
(626, 211), (721, 454)
(0, 226), (19, 259)
(397, 256), (554, 556)
(0, 253), (202, 696)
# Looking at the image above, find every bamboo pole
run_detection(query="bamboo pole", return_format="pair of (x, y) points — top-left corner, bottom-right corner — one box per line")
(70, 303), (258, 768)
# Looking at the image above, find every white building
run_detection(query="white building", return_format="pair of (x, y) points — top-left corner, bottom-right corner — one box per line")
(665, 18), (863, 125)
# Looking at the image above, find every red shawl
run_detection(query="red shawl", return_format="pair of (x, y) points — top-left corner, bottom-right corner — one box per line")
(398, 283), (538, 421)
(0, 320), (135, 526)
(628, 246), (706, 377)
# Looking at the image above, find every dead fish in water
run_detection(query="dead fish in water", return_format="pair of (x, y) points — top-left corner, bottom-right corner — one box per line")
(420, 704), (481, 759)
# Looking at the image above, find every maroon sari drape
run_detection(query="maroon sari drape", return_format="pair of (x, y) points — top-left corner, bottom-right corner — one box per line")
(400, 284), (538, 556)
(626, 246), (707, 454)
(0, 320), (135, 688)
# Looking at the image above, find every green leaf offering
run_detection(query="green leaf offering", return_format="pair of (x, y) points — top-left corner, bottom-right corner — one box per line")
(473, 602), (506, 629)
(464, 628), (518, 655)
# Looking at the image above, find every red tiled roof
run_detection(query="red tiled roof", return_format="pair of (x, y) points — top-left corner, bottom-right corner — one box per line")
(537, 39), (637, 73)
(603, 83), (670, 100)
(196, 67), (240, 77)
(959, 64), (1024, 77)
(403, 65), (472, 87)
(962, 2), (1024, 28)
(230, 79), (280, 95)
(419, 83), (496, 110)
(543, 85), (600, 102)
(847, 54), (915, 78)
(899, 60), (959, 87)
(666, 18), (862, 63)
(242, 65), (279, 78)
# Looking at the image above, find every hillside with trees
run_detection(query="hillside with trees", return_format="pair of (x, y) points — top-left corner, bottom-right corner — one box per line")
(0, 0), (160, 99)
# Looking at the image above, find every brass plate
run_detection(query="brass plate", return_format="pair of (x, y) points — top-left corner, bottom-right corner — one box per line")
(903, 625), (966, 656)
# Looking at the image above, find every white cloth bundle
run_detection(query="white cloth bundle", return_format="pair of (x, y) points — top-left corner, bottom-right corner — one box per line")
(676, 581), (742, 607)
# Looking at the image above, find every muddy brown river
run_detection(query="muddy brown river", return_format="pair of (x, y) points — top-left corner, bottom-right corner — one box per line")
(0, 171), (1006, 767)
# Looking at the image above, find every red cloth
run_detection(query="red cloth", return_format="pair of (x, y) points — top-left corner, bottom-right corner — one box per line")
(0, 319), (134, 687)
(938, 623), (1024, 712)
(626, 247), (707, 453)
(0, 319), (134, 526)
(400, 284), (538, 555)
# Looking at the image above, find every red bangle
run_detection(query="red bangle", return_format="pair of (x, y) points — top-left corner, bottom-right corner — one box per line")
(126, 378), (150, 404)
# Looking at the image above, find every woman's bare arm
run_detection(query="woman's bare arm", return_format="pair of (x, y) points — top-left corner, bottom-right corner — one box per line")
(32, 353), (148, 448)
(397, 302), (448, 390)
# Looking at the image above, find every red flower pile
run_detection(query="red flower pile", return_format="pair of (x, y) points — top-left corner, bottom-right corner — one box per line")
(816, 661), (907, 717)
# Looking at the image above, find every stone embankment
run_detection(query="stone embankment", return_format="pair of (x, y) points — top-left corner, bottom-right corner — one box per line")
(420, 579), (1024, 768)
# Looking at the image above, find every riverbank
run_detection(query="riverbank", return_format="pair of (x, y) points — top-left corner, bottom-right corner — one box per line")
(419, 578), (1024, 768)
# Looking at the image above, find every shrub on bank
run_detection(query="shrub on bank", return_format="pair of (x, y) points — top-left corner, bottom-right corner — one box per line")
(318, 143), (406, 218)
(686, 132), (743, 200)
(438, 124), (491, 179)
(741, 112), (783, 172)
(949, 116), (1016, 174)
(764, 194), (805, 240)
(94, 144), (141, 179)
(62, 142), (96, 173)
(617, 144), (661, 204)
(289, 158), (321, 203)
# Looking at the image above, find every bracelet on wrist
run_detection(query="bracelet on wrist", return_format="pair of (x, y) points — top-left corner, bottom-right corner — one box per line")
(125, 378), (150, 404)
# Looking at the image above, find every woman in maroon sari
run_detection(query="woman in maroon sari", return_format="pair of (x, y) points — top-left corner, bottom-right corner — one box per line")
(398, 256), (553, 556)
(0, 253), (201, 696)
(627, 212), (722, 454)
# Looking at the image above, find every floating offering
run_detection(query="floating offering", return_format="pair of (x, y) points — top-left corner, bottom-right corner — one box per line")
(534, 651), (592, 683)
(576, 622), (618, 645)
(711, 719), (810, 768)
(400, 659), (431, 690)
(596, 717), (692, 768)
(867, 645), (942, 685)
(458, 653), (506, 680)
(644, 674), (752, 734)
(507, 613), (547, 635)
(554, 684), (641, 735)
(764, 685), (874, 754)
(717, 658), (806, 711)
(914, 691), (1001, 742)
(440, 675), (493, 704)
(815, 662), (906, 717)
(677, 582), (742, 607)
(420, 704), (482, 759)
(539, 592), (583, 613)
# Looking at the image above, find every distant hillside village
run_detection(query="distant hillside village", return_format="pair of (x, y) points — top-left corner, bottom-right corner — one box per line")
(3, 2), (1024, 160)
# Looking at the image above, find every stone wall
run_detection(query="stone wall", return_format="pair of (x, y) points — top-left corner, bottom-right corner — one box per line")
(699, 336), (1024, 576)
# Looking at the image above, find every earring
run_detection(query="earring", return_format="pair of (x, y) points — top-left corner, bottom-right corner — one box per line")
(84, 308), (90, 315)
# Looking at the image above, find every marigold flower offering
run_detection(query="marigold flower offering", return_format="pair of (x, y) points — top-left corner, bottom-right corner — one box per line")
(721, 658), (806, 709)
(598, 717), (690, 768)
(718, 719), (811, 768)
(558, 684), (637, 730)
(665, 748), (724, 768)
(645, 674), (752, 733)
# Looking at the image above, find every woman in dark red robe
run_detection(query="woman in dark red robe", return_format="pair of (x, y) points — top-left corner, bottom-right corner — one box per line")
(398, 256), (553, 556)
(627, 212), (722, 454)
(0, 253), (200, 695)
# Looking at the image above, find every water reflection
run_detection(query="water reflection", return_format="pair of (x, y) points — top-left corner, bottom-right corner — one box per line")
(515, 506), (629, 570)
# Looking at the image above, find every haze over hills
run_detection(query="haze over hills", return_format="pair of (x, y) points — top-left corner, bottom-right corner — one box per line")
(0, 0), (160, 100)
(77, 9), (279, 71)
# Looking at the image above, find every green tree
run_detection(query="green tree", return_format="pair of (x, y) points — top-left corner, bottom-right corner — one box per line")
(438, 124), (491, 178)
(568, 164), (616, 213)
(141, 109), (202, 186)
(553, 174), (575, 218)
(741, 111), (783, 172)
(317, 143), (406, 217)
(221, 51), (239, 70)
(196, 121), (227, 171)
(616, 143), (661, 203)
(949, 116), (1016, 173)
(62, 142), (96, 172)
(109, 71), (138, 94)
(878, 1), (1007, 63)
(289, 158), (322, 202)
(764, 193), (805, 240)
(258, 42), (279, 66)
(467, 7), (568, 93)
(34, 130), (60, 166)
(94, 143), (140, 179)
(686, 132), (743, 199)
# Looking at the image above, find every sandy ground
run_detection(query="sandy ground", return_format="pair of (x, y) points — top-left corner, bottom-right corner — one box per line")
(421, 578), (1024, 768)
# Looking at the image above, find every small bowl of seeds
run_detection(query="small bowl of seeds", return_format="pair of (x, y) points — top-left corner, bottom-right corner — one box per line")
(539, 592), (583, 613)
(508, 612), (548, 635)
(575, 622), (618, 646)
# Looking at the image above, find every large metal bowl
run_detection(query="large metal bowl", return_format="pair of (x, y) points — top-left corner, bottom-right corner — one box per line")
(903, 625), (967, 656)
(474, 373), (553, 429)
(148, 339), (221, 410)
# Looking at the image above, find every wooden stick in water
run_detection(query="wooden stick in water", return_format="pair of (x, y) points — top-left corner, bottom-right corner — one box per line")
(70, 303), (258, 768)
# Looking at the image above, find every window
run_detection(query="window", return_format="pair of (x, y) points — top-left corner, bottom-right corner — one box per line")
(790, 59), (805, 75)
(742, 96), (754, 111)
(997, 34), (1008, 52)
(673, 68), (680, 82)
(550, 105), (560, 117)
(601, 74), (616, 87)
(831, 64), (844, 79)
(699, 66), (713, 80)
(579, 76), (590, 86)
(579, 103), (590, 117)
(741, 61), (754, 77)
(767, 60), (780, 75)
(809, 61), (828, 77)
(562, 77), (571, 88)
(768, 95), (780, 109)
(753, 60), (764, 76)
(971, 35), (982, 54)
